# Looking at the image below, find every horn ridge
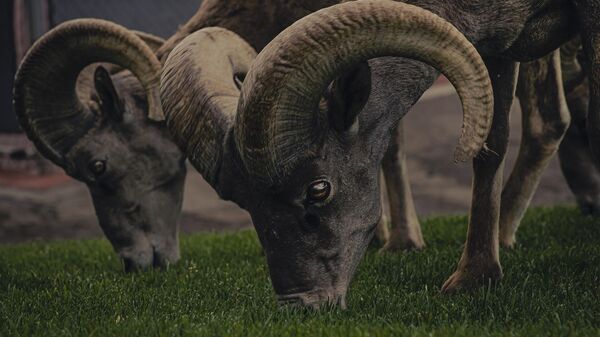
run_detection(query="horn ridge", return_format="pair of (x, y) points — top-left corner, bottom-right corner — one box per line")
(161, 27), (256, 185)
(13, 18), (164, 167)
(235, 0), (494, 187)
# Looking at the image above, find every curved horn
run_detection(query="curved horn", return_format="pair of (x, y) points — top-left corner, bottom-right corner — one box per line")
(161, 27), (256, 185)
(13, 19), (164, 168)
(235, 0), (494, 187)
(97, 31), (166, 75)
(131, 31), (165, 52)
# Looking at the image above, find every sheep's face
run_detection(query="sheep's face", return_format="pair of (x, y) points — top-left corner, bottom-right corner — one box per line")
(230, 139), (382, 309)
(66, 68), (186, 271)
(220, 63), (388, 308)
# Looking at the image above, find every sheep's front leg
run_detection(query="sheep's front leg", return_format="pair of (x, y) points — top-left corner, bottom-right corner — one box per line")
(499, 50), (570, 248)
(379, 120), (424, 252)
(441, 58), (518, 293)
(573, 1), (600, 167)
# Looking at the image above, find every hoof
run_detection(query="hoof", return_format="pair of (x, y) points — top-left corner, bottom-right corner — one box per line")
(440, 257), (503, 294)
(499, 237), (516, 249)
(579, 201), (600, 217)
(378, 236), (425, 254)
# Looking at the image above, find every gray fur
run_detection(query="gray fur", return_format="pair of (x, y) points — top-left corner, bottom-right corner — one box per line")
(14, 23), (185, 271)
(67, 70), (186, 270)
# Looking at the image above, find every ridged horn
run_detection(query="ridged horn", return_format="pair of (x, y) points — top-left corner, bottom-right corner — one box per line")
(13, 19), (164, 168)
(83, 31), (165, 79)
(161, 27), (256, 185)
(131, 31), (165, 53)
(234, 0), (494, 187)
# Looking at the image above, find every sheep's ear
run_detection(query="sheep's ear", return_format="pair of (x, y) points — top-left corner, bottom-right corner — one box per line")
(94, 66), (124, 122)
(325, 62), (371, 133)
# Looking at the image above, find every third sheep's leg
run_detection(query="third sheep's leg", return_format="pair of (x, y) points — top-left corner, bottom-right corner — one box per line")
(441, 58), (518, 293)
(380, 120), (424, 252)
(558, 77), (600, 216)
(559, 120), (600, 216)
(499, 50), (570, 248)
(572, 1), (600, 167)
(558, 38), (600, 216)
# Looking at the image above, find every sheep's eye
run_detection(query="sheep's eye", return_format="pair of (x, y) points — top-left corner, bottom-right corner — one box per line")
(306, 179), (331, 203)
(89, 160), (106, 176)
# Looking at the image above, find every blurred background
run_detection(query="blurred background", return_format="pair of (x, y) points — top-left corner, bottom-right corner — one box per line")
(0, 0), (573, 244)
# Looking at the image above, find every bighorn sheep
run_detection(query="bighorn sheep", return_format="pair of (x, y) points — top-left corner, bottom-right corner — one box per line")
(166, 0), (597, 255)
(162, 0), (598, 308)
(13, 20), (186, 271)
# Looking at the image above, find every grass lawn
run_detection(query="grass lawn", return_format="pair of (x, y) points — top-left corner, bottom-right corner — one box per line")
(1, 206), (599, 336)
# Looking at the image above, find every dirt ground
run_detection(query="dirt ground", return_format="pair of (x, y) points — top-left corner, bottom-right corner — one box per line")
(0, 87), (574, 244)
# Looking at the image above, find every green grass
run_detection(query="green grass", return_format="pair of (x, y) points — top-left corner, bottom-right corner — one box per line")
(1, 206), (599, 337)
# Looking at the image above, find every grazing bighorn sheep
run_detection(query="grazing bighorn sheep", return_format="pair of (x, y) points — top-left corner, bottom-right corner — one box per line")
(13, 19), (186, 271)
(162, 0), (492, 308)
(163, 0), (599, 307)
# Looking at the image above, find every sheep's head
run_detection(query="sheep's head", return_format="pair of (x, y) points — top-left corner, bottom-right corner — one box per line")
(14, 19), (186, 271)
(162, 0), (494, 308)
